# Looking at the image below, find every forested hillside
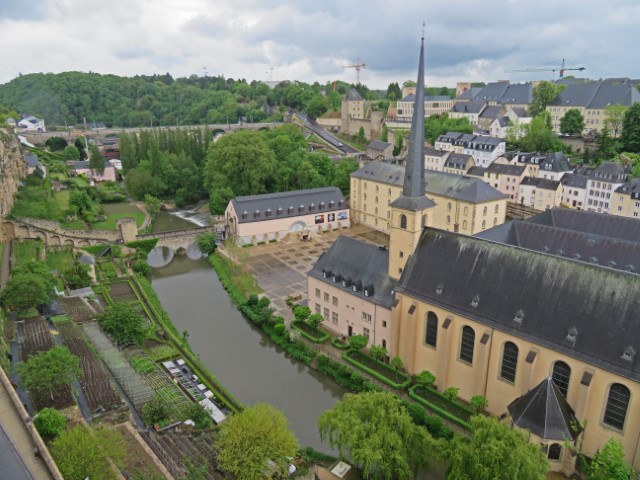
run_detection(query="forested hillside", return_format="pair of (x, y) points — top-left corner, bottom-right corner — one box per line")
(0, 72), (345, 128)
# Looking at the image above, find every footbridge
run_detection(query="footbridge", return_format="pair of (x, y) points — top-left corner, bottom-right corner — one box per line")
(136, 225), (225, 252)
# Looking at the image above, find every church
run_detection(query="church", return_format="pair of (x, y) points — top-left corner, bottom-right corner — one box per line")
(307, 36), (640, 476)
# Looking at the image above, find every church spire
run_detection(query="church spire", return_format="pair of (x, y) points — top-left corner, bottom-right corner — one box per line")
(402, 32), (426, 198)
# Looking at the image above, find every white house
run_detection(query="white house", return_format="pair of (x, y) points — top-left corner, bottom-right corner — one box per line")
(17, 115), (46, 132)
(585, 162), (626, 214)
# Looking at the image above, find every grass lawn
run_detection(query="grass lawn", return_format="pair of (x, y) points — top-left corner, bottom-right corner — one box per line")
(412, 386), (474, 424)
(214, 254), (263, 296)
(46, 249), (75, 273)
(49, 172), (68, 182)
(60, 219), (88, 229)
(53, 190), (70, 210)
(69, 176), (89, 188)
(347, 350), (411, 384)
(92, 203), (146, 230)
(12, 239), (43, 266)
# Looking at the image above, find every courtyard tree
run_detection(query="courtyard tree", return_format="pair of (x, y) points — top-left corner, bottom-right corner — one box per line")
(583, 438), (638, 480)
(369, 345), (388, 362)
(45, 136), (68, 152)
(61, 145), (81, 161)
(318, 391), (438, 479)
(415, 370), (436, 390)
(560, 108), (585, 136)
(197, 232), (218, 255)
(97, 302), (151, 345)
(89, 144), (105, 174)
(470, 395), (489, 414)
(216, 403), (299, 480)
(16, 345), (80, 402)
(390, 356), (404, 379)
(307, 313), (324, 332)
(448, 415), (549, 480)
(348, 334), (369, 352)
(605, 104), (628, 138)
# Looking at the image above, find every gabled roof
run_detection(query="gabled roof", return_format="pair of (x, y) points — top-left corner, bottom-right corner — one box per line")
(521, 177), (561, 190)
(510, 107), (530, 118)
(344, 88), (364, 101)
(450, 102), (485, 114)
(466, 166), (487, 177)
(539, 152), (571, 173)
(549, 80), (640, 109)
(455, 87), (483, 100)
(308, 236), (397, 309)
(436, 132), (464, 143)
(479, 105), (504, 119)
(494, 116), (510, 127)
(367, 140), (391, 151)
(473, 81), (510, 103)
(592, 161), (626, 181)
(230, 187), (347, 224)
(424, 148), (449, 157)
(561, 173), (589, 189)
(24, 153), (41, 168)
(616, 178), (640, 199)
(486, 163), (527, 176)
(508, 377), (580, 441)
(444, 153), (473, 169)
(500, 83), (533, 105)
(398, 227), (640, 382)
(73, 160), (112, 170)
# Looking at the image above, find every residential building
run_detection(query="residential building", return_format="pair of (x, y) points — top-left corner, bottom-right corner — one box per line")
(585, 162), (626, 214)
(366, 140), (393, 160)
(24, 153), (46, 178)
(612, 178), (640, 219)
(393, 94), (453, 122)
(463, 136), (506, 167)
(484, 163), (529, 202)
(519, 177), (563, 210)
(443, 153), (474, 176)
(17, 115), (45, 132)
(489, 116), (510, 139)
(477, 105), (506, 131)
(511, 152), (547, 177)
(424, 148), (450, 172)
(448, 102), (486, 126)
(538, 152), (572, 181)
(224, 187), (349, 246)
(72, 160), (116, 184)
(561, 173), (590, 209)
(490, 107), (532, 138)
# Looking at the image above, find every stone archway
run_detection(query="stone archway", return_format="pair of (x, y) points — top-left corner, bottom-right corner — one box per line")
(16, 225), (29, 238)
(288, 221), (307, 232)
(77, 239), (91, 247)
(33, 230), (47, 243)
(49, 235), (62, 246)
(63, 239), (74, 246)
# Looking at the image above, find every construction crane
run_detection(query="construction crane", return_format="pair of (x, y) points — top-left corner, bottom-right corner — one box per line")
(506, 58), (586, 78)
(342, 59), (366, 84)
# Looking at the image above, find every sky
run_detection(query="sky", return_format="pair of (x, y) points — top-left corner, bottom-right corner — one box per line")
(1, 0), (639, 89)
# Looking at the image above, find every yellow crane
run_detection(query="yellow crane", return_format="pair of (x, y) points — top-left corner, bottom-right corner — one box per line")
(342, 59), (366, 84)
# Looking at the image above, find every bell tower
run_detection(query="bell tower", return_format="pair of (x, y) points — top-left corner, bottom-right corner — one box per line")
(388, 32), (435, 280)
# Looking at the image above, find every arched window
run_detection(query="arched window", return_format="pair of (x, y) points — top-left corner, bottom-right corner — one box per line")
(425, 312), (438, 347)
(459, 326), (475, 364)
(400, 214), (407, 229)
(552, 361), (571, 398)
(493, 218), (498, 226)
(500, 342), (518, 382)
(603, 383), (631, 430)
(547, 443), (562, 461)
(375, 196), (378, 204)
(463, 206), (468, 215)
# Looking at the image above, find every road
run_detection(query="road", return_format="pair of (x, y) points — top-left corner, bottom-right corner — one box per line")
(292, 112), (361, 155)
(0, 423), (33, 480)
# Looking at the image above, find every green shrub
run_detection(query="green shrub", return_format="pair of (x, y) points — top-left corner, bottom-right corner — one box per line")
(142, 397), (170, 425)
(34, 408), (67, 439)
(443, 386), (459, 403)
(274, 323), (285, 335)
(470, 395), (488, 414)
(126, 239), (158, 255)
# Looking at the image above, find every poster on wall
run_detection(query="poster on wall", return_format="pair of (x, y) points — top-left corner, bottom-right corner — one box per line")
(328, 213), (335, 222)
(315, 215), (325, 224)
(337, 211), (348, 220)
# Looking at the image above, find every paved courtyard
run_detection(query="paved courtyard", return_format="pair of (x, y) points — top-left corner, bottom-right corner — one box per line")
(227, 225), (389, 320)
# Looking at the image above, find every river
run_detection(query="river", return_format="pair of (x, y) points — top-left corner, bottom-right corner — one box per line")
(150, 252), (346, 452)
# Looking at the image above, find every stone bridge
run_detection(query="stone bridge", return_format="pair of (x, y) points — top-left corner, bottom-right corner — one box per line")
(137, 225), (225, 253)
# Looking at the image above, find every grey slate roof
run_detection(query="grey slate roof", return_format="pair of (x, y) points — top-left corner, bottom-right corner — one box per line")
(450, 102), (485, 114)
(592, 161), (626, 181)
(500, 83), (533, 105)
(616, 178), (640, 199)
(510, 107), (530, 117)
(73, 160), (112, 170)
(424, 148), (449, 157)
(539, 152), (571, 173)
(521, 177), (560, 190)
(548, 80), (640, 108)
(345, 88), (364, 101)
(455, 87), (482, 100)
(508, 377), (579, 441)
(486, 163), (527, 176)
(308, 236), (397, 309)
(231, 187), (346, 224)
(473, 82), (509, 103)
(398, 227), (640, 382)
(351, 162), (506, 203)
(436, 132), (464, 143)
(466, 166), (487, 177)
(479, 105), (504, 119)
(367, 140), (391, 151)
(495, 116), (509, 127)
(561, 173), (589, 189)
(465, 135), (505, 151)
(24, 153), (40, 168)
(444, 153), (473, 169)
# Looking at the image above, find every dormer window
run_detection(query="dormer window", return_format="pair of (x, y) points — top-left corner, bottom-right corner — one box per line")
(309, 203), (315, 211)
(622, 346), (636, 362)
(265, 208), (272, 217)
(288, 206), (294, 214)
(242, 210), (248, 219)
(299, 204), (305, 212)
(277, 207), (283, 215)
(589, 256), (598, 265)
(625, 264), (636, 273)
(566, 327), (578, 343)
(319, 202), (325, 210)
(556, 249), (564, 256)
(436, 284), (444, 295)
(471, 295), (480, 308)
(573, 253), (581, 260)
(513, 309), (524, 324)
(329, 200), (335, 207)
(607, 260), (617, 268)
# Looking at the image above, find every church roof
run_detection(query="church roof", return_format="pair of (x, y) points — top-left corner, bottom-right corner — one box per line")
(508, 377), (580, 441)
(344, 88), (364, 101)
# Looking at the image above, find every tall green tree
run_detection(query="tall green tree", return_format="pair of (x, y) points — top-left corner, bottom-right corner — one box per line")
(319, 392), (438, 479)
(386, 82), (402, 101)
(559, 108), (585, 136)
(447, 415), (549, 480)
(61, 145), (80, 161)
(583, 438), (638, 480)
(0, 273), (53, 310)
(45, 136), (68, 152)
(97, 302), (151, 345)
(216, 403), (299, 480)
(605, 104), (628, 138)
(530, 81), (565, 117)
(621, 103), (640, 153)
(144, 193), (162, 219)
(16, 345), (80, 401)
(88, 144), (105, 173)
(511, 112), (566, 153)
(424, 114), (473, 144)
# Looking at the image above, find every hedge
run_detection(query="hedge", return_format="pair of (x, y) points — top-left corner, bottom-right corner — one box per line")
(331, 338), (350, 350)
(314, 355), (381, 393)
(342, 351), (411, 390)
(125, 239), (158, 255)
(408, 385), (472, 431)
(291, 320), (330, 344)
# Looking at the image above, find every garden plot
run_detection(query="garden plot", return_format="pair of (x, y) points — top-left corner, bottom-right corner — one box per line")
(83, 323), (155, 411)
(60, 296), (97, 323)
(19, 316), (54, 360)
(57, 320), (123, 414)
(108, 281), (139, 303)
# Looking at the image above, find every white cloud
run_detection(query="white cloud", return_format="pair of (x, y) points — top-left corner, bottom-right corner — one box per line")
(0, 0), (638, 88)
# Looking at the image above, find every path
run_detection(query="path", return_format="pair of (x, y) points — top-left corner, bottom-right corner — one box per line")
(0, 239), (11, 288)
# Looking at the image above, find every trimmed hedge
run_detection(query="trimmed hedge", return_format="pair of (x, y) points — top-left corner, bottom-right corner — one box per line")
(331, 338), (350, 350)
(291, 320), (330, 344)
(314, 355), (381, 393)
(408, 385), (472, 431)
(125, 239), (158, 255)
(343, 350), (411, 390)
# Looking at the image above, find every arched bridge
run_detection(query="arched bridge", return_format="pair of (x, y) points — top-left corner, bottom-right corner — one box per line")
(137, 225), (225, 252)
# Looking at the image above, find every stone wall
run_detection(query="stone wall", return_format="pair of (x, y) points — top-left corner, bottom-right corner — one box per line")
(0, 129), (26, 241)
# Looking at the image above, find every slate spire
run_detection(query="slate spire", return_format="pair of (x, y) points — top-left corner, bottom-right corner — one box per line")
(402, 32), (426, 198)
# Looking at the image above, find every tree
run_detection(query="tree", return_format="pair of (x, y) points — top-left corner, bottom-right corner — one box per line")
(380, 124), (388, 142)
(306, 94), (328, 119)
(208, 186), (235, 214)
(74, 137), (87, 160)
(89, 144), (105, 173)
(61, 145), (81, 161)
(390, 356), (404, 379)
(197, 232), (218, 255)
(216, 403), (299, 480)
(513, 112), (566, 153)
(448, 415), (549, 480)
(470, 395), (488, 414)
(595, 126), (621, 160)
(45, 136), (68, 152)
(318, 391), (438, 479)
(185, 402), (213, 429)
(34, 408), (67, 439)
(0, 272), (52, 310)
(393, 133), (404, 156)
(293, 305), (311, 322)
(97, 302), (151, 345)
(583, 438), (638, 480)
(69, 189), (95, 221)
(16, 345), (80, 401)
(530, 81), (565, 117)
(348, 334), (369, 352)
(355, 126), (366, 145)
(605, 105), (628, 138)
(63, 262), (91, 289)
(621, 103), (640, 153)
(307, 313), (324, 332)
(142, 396), (170, 425)
(50, 424), (126, 480)
(415, 370), (436, 390)
(369, 345), (387, 362)
(559, 108), (585, 136)
(386, 82), (402, 101)
(144, 194), (162, 219)
(424, 114), (473, 144)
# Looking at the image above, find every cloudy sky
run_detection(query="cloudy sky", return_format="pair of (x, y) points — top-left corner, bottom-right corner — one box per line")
(1, 0), (639, 89)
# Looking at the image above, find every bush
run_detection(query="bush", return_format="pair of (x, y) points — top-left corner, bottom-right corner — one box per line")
(133, 258), (151, 277)
(470, 395), (488, 414)
(443, 386), (459, 403)
(185, 402), (213, 429)
(142, 397), (170, 425)
(293, 305), (311, 322)
(274, 323), (286, 335)
(126, 239), (158, 255)
(34, 408), (67, 439)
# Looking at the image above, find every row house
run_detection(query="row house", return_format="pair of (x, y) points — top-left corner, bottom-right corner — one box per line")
(394, 94), (453, 122)
(613, 178), (640, 220)
(424, 148), (450, 172)
(519, 177), (563, 211)
(484, 163), (530, 202)
(561, 173), (590, 210)
(585, 162), (626, 214)
(477, 105), (506, 131)
(490, 107), (532, 138)
(443, 153), (474, 175)
(538, 152), (572, 181)
(448, 102), (486, 126)
(463, 136), (506, 168)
